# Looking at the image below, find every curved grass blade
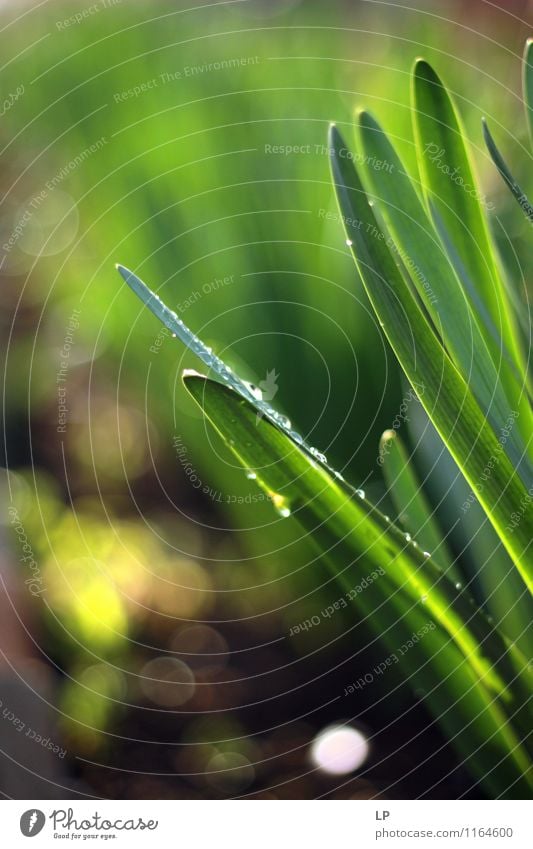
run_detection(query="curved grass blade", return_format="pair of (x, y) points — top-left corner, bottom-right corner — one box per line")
(482, 118), (533, 222)
(379, 428), (459, 581)
(117, 258), (532, 794)
(407, 402), (533, 661)
(428, 200), (529, 394)
(412, 60), (527, 399)
(116, 263), (347, 487)
(357, 110), (529, 467)
(329, 124), (533, 593)
(184, 371), (532, 797)
(524, 38), (533, 148)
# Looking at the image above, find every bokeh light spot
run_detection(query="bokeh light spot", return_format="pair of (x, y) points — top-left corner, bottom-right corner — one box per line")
(310, 725), (370, 775)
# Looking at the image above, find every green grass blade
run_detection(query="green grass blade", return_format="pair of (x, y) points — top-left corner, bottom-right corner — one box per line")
(482, 118), (533, 222)
(117, 259), (532, 795)
(524, 38), (533, 147)
(379, 429), (459, 581)
(412, 60), (527, 399)
(357, 110), (529, 467)
(184, 371), (532, 797)
(116, 264), (341, 482)
(407, 404), (533, 660)
(328, 124), (533, 593)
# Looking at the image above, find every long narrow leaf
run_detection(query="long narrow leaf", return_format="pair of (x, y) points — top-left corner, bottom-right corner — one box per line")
(328, 124), (533, 593)
(482, 118), (533, 222)
(379, 428), (459, 581)
(524, 38), (533, 148)
(408, 403), (533, 660)
(184, 371), (532, 798)
(357, 110), (529, 467)
(412, 60), (528, 412)
(117, 259), (532, 795)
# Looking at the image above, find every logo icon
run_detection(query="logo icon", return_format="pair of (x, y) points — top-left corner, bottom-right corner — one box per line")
(20, 810), (46, 837)
(256, 369), (279, 424)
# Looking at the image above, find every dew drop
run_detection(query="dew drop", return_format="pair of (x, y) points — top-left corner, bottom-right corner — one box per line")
(420, 594), (428, 603)
(423, 551), (431, 558)
(245, 470), (257, 480)
(455, 582), (462, 590)
(345, 239), (353, 247)
(244, 381), (263, 401)
(404, 533), (412, 542)
(310, 447), (327, 464)
(277, 414), (291, 429)
(289, 431), (304, 446)
(355, 488), (365, 499)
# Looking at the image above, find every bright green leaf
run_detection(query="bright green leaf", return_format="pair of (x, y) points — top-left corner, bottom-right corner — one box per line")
(357, 110), (529, 467)
(183, 371), (533, 798)
(482, 118), (533, 222)
(412, 60), (528, 416)
(328, 123), (533, 593)
(379, 428), (459, 581)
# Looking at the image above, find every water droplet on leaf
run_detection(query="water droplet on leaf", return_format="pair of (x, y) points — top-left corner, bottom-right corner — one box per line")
(310, 447), (327, 464)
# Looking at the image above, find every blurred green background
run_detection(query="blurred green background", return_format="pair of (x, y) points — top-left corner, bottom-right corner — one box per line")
(1, 0), (531, 799)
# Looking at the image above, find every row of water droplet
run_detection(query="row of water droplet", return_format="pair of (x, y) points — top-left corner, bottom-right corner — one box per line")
(117, 265), (370, 508)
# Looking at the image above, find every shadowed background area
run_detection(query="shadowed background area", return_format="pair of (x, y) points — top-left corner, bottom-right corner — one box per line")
(1, 0), (531, 799)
